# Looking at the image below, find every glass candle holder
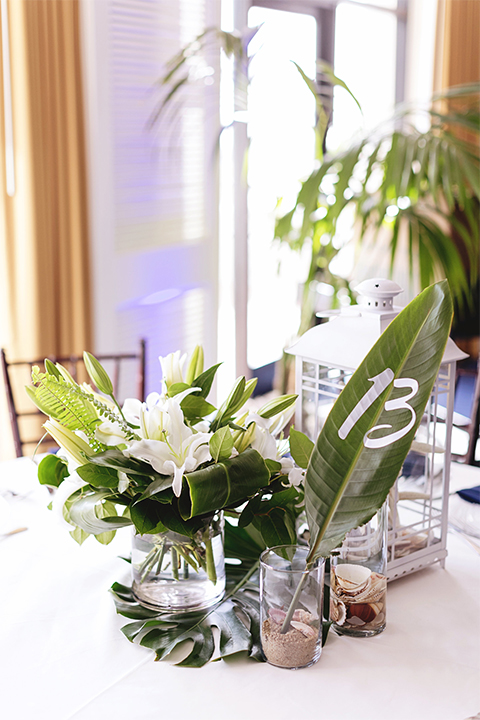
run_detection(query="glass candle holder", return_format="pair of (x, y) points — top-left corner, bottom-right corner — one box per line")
(260, 545), (325, 669)
(330, 503), (388, 637)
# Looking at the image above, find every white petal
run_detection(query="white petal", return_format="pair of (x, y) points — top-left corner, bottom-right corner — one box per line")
(122, 398), (142, 425)
(279, 456), (294, 471)
(172, 386), (202, 404)
(244, 412), (270, 430)
(95, 421), (127, 446)
(163, 398), (192, 446)
(145, 392), (163, 408)
(171, 463), (185, 497)
(118, 471), (130, 493)
(288, 467), (305, 487)
(251, 428), (278, 460)
(269, 405), (296, 436)
(123, 439), (176, 475)
(51, 472), (87, 530)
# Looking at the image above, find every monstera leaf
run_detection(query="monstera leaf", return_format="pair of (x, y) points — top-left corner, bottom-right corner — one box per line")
(110, 560), (264, 667)
(305, 280), (453, 562)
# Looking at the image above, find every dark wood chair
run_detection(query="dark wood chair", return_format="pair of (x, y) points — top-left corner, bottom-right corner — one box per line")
(454, 354), (480, 466)
(1, 340), (146, 458)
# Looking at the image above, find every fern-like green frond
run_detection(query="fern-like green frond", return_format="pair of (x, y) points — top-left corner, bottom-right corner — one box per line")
(70, 384), (140, 442)
(28, 368), (140, 446)
(29, 371), (101, 442)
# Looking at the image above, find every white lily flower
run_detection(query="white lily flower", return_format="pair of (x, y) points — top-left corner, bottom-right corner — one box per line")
(95, 387), (202, 447)
(160, 350), (187, 390)
(138, 389), (202, 439)
(94, 395), (143, 446)
(123, 398), (211, 497)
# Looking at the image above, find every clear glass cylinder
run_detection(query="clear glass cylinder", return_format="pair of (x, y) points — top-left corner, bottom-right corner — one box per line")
(131, 512), (225, 613)
(260, 545), (325, 669)
(330, 503), (388, 637)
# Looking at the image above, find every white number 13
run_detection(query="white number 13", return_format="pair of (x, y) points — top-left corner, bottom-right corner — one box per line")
(338, 369), (419, 449)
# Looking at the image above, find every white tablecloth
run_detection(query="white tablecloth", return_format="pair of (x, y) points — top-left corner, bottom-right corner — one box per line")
(1, 457), (479, 720)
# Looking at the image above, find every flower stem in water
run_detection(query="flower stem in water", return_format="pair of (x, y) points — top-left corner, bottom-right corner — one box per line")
(171, 546), (179, 580)
(140, 546), (160, 583)
(175, 543), (198, 573)
(154, 539), (166, 576)
(205, 536), (217, 584)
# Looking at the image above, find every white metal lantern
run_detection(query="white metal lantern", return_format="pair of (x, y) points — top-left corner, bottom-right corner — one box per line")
(286, 278), (468, 580)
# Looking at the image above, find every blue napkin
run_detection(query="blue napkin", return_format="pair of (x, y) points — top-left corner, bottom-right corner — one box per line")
(457, 486), (480, 504)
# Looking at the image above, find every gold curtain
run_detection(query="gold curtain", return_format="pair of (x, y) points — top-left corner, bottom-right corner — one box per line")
(441, 0), (480, 89)
(434, 0), (479, 361)
(0, 0), (91, 458)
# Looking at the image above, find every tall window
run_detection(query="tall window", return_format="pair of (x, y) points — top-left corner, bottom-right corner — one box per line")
(229, 0), (407, 385)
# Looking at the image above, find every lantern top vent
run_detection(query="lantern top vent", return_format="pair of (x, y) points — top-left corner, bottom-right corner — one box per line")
(355, 278), (403, 314)
(287, 277), (468, 370)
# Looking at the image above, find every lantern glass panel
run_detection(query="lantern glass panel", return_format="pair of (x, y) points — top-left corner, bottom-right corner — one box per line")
(300, 363), (353, 440)
(302, 361), (317, 378)
(388, 363), (453, 571)
(301, 388), (317, 439)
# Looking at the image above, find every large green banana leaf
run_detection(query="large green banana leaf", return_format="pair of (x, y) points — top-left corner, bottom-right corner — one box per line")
(305, 280), (453, 562)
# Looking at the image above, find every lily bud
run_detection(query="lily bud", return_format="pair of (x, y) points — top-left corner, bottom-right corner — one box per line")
(234, 422), (256, 453)
(44, 419), (93, 466)
(55, 363), (76, 384)
(83, 352), (114, 395)
(185, 345), (204, 385)
(44, 359), (61, 378)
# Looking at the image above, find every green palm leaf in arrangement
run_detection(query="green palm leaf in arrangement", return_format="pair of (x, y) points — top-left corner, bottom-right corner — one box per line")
(281, 280), (453, 629)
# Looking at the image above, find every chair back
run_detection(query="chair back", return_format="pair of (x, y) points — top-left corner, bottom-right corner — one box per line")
(453, 353), (480, 466)
(1, 340), (146, 458)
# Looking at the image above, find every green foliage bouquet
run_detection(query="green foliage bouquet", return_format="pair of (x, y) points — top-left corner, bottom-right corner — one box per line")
(27, 347), (308, 563)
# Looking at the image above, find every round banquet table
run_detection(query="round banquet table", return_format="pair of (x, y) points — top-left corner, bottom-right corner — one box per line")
(1, 457), (479, 720)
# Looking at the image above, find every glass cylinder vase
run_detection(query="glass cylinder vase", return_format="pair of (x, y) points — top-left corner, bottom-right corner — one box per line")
(260, 545), (325, 669)
(330, 503), (388, 637)
(131, 512), (225, 613)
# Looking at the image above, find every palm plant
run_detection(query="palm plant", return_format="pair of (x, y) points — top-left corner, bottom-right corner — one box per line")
(275, 83), (480, 332)
(152, 25), (478, 339)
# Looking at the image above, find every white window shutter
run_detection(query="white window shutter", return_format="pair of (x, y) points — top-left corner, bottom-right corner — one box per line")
(82, 0), (220, 397)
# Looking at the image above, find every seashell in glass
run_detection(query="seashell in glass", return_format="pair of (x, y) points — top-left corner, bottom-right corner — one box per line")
(330, 504), (388, 637)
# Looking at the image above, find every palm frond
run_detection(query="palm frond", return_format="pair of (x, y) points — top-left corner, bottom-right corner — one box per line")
(275, 84), (479, 322)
